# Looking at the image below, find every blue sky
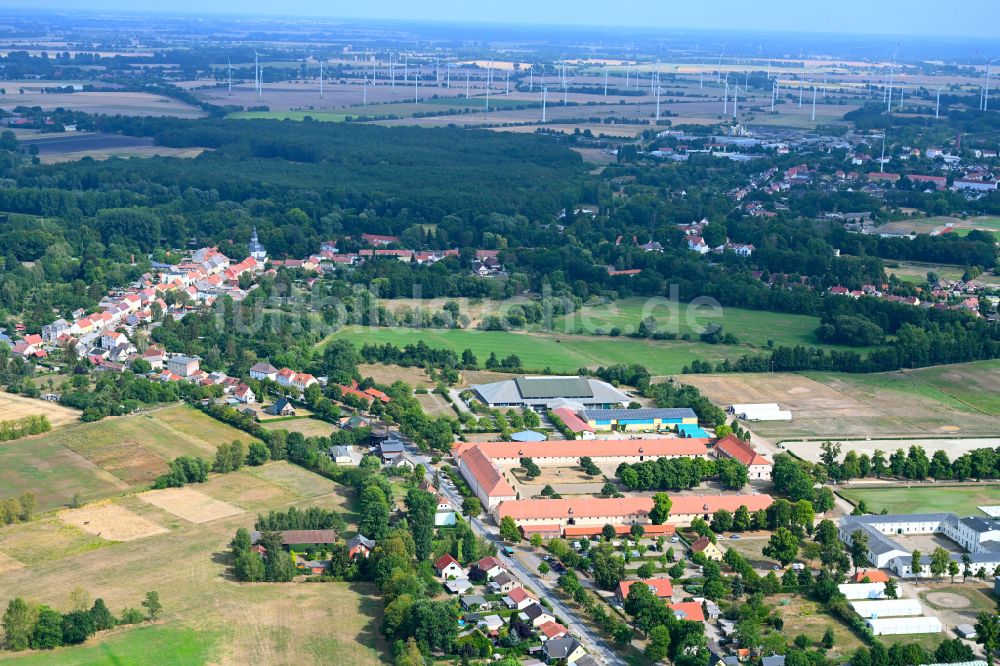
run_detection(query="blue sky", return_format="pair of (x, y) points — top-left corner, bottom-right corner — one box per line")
(21, 0), (1000, 38)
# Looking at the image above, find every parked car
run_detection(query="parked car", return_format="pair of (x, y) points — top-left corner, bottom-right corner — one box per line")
(730, 534), (741, 540)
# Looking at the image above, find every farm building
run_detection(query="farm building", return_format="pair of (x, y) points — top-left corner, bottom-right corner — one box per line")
(550, 407), (595, 438)
(581, 407), (698, 432)
(470, 375), (629, 410)
(453, 438), (710, 467)
(850, 599), (924, 618)
(729, 403), (792, 421)
(866, 616), (942, 636)
(456, 444), (517, 510)
(713, 434), (772, 480)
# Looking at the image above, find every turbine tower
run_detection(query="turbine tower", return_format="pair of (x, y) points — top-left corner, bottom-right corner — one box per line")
(227, 58), (233, 96)
(319, 57), (324, 99)
(541, 85), (547, 122)
(936, 86), (944, 119)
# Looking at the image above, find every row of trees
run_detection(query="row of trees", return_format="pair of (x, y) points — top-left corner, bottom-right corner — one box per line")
(2, 592), (161, 652)
(820, 440), (1000, 482)
(0, 414), (50, 441)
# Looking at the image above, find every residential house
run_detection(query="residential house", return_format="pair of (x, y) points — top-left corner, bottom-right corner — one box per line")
(249, 361), (279, 381)
(474, 556), (508, 580)
(434, 554), (467, 580)
(669, 601), (706, 622)
(233, 384), (256, 404)
(542, 637), (586, 664)
(503, 586), (536, 611)
(347, 534), (375, 559)
(461, 595), (491, 612)
(617, 578), (674, 602)
(522, 603), (555, 628)
(690, 536), (725, 561)
(488, 572), (519, 595)
(167, 355), (200, 377)
(537, 620), (569, 642)
(445, 579), (473, 595)
(265, 397), (295, 416)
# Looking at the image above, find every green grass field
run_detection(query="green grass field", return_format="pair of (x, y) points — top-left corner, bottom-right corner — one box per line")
(0, 626), (222, 665)
(555, 299), (846, 349)
(838, 485), (1000, 516)
(321, 326), (738, 376)
(0, 404), (259, 511)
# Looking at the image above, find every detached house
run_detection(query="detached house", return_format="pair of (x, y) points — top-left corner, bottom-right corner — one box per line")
(347, 534), (375, 559)
(474, 556), (508, 580)
(433, 554), (466, 580)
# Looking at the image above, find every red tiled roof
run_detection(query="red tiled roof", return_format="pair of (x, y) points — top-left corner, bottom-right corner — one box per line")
(551, 408), (595, 433)
(851, 569), (890, 583)
(506, 587), (534, 604)
(538, 620), (568, 639)
(457, 445), (515, 499)
(669, 601), (705, 622)
(434, 554), (461, 571)
(453, 438), (710, 462)
(714, 434), (770, 467)
(618, 578), (673, 599)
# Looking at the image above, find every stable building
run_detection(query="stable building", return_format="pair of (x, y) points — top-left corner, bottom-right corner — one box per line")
(713, 434), (772, 480)
(494, 493), (773, 534)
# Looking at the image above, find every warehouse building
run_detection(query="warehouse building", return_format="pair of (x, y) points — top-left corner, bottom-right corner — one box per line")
(470, 376), (629, 410)
(729, 403), (792, 421)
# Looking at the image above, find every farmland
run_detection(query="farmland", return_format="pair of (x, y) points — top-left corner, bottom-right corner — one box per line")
(0, 404), (258, 511)
(682, 361), (1000, 441)
(0, 391), (79, 427)
(0, 90), (204, 118)
(322, 325), (737, 376)
(0, 462), (383, 665)
(838, 485), (1000, 517)
(261, 417), (335, 438)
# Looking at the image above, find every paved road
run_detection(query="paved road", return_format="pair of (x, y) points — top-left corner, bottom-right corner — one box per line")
(403, 441), (626, 666)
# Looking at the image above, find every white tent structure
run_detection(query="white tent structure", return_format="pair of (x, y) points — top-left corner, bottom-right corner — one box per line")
(867, 616), (942, 635)
(851, 599), (923, 618)
(838, 582), (886, 600)
(729, 403), (792, 421)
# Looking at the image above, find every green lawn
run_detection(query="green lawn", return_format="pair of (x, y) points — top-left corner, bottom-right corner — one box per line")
(838, 485), (1000, 517)
(0, 626), (222, 665)
(321, 326), (739, 376)
(905, 360), (1000, 416)
(555, 299), (845, 350)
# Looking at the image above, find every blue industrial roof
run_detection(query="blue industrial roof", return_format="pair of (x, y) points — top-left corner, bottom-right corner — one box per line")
(510, 430), (547, 442)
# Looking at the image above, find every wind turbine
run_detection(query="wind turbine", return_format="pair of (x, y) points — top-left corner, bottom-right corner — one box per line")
(936, 85), (944, 119)
(885, 45), (899, 113)
(655, 85), (662, 121)
(976, 51), (997, 111)
(319, 57), (324, 99)
(771, 81), (776, 112)
(723, 74), (730, 114)
(812, 83), (817, 122)
(254, 50), (262, 100)
(505, 71), (510, 95)
(880, 133), (887, 173)
(528, 65), (533, 92)
(466, 69), (470, 99)
(390, 55), (395, 89)
(414, 69), (419, 103)
(732, 81), (738, 118)
(541, 85), (547, 122)
(227, 58), (233, 96)
(362, 76), (368, 106)
(604, 68), (608, 97)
